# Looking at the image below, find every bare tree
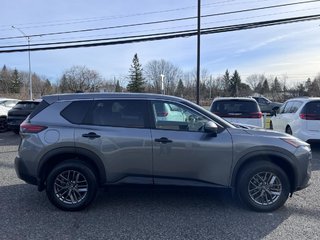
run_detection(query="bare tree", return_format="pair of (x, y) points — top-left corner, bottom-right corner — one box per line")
(246, 74), (266, 92)
(59, 65), (103, 93)
(144, 59), (182, 94)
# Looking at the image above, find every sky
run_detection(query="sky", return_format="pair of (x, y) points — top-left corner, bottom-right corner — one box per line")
(0, 0), (320, 86)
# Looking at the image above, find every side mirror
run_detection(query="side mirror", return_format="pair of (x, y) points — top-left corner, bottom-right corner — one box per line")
(204, 121), (218, 136)
(270, 110), (276, 117)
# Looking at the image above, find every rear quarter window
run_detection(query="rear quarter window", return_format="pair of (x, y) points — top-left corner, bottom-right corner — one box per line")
(303, 101), (320, 114)
(60, 100), (93, 124)
(29, 100), (49, 119)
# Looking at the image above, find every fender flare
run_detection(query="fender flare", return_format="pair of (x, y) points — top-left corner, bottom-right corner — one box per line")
(231, 150), (299, 190)
(37, 147), (106, 187)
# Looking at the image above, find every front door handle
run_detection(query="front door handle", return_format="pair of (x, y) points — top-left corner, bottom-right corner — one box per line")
(82, 132), (101, 139)
(155, 137), (172, 144)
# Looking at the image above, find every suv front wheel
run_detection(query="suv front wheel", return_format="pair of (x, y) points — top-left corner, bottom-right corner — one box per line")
(46, 160), (98, 211)
(237, 161), (290, 212)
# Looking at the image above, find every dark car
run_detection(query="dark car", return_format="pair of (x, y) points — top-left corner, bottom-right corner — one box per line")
(251, 96), (282, 113)
(7, 100), (41, 134)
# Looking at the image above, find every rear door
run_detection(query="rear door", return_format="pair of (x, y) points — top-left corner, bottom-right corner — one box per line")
(66, 99), (153, 184)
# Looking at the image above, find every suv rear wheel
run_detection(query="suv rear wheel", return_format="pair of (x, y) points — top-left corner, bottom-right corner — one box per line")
(46, 160), (98, 211)
(237, 161), (290, 212)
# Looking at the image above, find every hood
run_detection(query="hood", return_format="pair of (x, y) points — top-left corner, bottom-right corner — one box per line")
(228, 127), (309, 146)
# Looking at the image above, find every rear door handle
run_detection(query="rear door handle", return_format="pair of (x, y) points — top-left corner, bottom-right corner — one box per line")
(82, 132), (101, 139)
(155, 137), (172, 144)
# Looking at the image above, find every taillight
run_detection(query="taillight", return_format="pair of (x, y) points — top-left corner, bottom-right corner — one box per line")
(20, 122), (47, 133)
(300, 113), (320, 120)
(248, 112), (262, 118)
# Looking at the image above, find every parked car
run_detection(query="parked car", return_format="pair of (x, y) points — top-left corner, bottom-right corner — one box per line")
(0, 98), (20, 132)
(15, 93), (311, 212)
(209, 97), (263, 127)
(251, 96), (282, 113)
(7, 100), (41, 134)
(270, 97), (320, 143)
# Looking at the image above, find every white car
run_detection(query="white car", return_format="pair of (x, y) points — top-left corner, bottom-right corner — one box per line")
(270, 97), (320, 142)
(0, 98), (20, 132)
(209, 97), (263, 128)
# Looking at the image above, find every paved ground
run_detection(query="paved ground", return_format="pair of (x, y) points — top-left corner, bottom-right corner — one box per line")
(0, 131), (319, 240)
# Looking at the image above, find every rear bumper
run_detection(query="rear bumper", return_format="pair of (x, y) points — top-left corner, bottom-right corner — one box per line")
(14, 156), (38, 186)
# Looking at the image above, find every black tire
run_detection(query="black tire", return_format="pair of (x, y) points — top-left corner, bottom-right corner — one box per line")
(286, 126), (292, 135)
(237, 161), (290, 212)
(0, 116), (8, 133)
(46, 160), (98, 211)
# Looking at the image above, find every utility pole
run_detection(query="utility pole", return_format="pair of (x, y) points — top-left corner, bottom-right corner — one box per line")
(196, 0), (201, 105)
(12, 26), (32, 100)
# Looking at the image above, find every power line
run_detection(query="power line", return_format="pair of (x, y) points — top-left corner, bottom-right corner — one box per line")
(0, 0), (238, 30)
(0, 14), (319, 53)
(0, 0), (319, 41)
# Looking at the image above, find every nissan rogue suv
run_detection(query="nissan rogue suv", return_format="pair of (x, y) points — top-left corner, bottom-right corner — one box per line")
(15, 93), (312, 212)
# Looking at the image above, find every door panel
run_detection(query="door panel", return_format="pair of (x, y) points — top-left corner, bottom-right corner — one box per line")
(75, 126), (153, 184)
(152, 129), (233, 186)
(74, 99), (153, 184)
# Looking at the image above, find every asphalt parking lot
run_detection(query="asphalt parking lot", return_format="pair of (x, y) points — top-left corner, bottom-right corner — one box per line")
(0, 131), (319, 240)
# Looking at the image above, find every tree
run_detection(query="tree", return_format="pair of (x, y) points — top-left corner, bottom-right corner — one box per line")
(144, 59), (182, 94)
(127, 54), (145, 92)
(261, 79), (270, 94)
(59, 65), (103, 93)
(0, 65), (10, 93)
(270, 77), (282, 101)
(175, 79), (185, 97)
(229, 70), (241, 97)
(115, 80), (121, 92)
(222, 69), (231, 95)
(10, 68), (22, 93)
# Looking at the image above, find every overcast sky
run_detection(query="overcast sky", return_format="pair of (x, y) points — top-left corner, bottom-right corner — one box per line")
(0, 0), (319, 86)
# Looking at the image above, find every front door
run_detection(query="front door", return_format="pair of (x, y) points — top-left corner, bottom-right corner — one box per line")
(150, 100), (233, 187)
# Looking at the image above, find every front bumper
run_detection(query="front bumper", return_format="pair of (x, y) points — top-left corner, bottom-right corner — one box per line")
(294, 145), (312, 191)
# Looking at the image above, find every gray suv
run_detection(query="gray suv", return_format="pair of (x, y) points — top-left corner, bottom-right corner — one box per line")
(15, 93), (312, 212)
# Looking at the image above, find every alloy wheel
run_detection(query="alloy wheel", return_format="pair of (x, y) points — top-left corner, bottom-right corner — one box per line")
(54, 170), (88, 205)
(248, 171), (282, 206)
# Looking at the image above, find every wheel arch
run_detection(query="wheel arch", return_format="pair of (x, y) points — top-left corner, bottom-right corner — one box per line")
(231, 151), (298, 193)
(37, 147), (106, 191)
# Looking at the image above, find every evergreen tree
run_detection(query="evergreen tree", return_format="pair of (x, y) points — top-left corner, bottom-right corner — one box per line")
(115, 80), (121, 92)
(10, 68), (22, 93)
(0, 65), (10, 93)
(175, 79), (184, 97)
(222, 69), (230, 96)
(271, 77), (282, 93)
(261, 79), (270, 94)
(127, 53), (145, 92)
(229, 70), (241, 97)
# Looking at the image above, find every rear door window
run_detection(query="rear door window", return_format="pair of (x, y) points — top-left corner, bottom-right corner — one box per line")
(83, 100), (148, 128)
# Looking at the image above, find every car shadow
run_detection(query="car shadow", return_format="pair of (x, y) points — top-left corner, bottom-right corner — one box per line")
(0, 184), (294, 240)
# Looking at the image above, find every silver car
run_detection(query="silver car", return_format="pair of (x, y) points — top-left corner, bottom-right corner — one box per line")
(15, 93), (312, 212)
